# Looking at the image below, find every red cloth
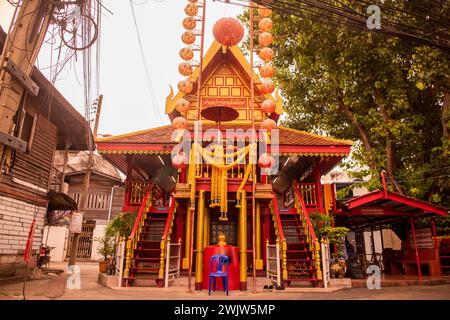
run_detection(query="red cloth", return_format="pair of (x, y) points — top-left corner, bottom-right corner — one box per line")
(203, 244), (240, 290)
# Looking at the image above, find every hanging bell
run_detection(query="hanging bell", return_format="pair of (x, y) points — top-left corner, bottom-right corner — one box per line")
(235, 198), (241, 208)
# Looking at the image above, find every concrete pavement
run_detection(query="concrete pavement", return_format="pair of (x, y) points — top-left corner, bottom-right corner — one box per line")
(1, 262), (449, 300)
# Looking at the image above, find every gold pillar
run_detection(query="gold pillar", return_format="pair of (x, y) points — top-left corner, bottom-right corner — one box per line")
(182, 207), (191, 269)
(255, 201), (263, 270)
(238, 190), (247, 290)
(203, 206), (210, 248)
(195, 190), (206, 290)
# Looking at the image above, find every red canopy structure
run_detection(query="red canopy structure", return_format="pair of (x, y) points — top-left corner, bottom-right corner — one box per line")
(335, 189), (448, 279)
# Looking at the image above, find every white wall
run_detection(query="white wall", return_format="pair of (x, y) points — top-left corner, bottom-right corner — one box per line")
(42, 226), (68, 262)
(91, 223), (107, 261)
(0, 195), (46, 255)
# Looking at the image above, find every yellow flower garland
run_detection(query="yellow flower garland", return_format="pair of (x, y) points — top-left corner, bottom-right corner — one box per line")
(186, 143), (257, 221)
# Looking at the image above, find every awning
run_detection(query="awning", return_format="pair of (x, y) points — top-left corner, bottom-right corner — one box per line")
(47, 191), (78, 212)
(335, 190), (449, 230)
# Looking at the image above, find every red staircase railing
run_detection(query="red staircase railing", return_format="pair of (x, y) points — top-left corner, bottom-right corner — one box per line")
(271, 194), (286, 242)
(294, 182), (317, 243)
(294, 181), (322, 283)
(158, 197), (176, 280)
(129, 184), (152, 240)
(271, 193), (287, 282)
(124, 184), (152, 283)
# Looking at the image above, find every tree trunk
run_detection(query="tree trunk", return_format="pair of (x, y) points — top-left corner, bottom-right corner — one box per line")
(375, 89), (404, 194)
(337, 98), (375, 166)
(442, 90), (450, 142)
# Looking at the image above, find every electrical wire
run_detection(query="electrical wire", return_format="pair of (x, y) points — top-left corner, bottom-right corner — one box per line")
(128, 0), (163, 123)
(221, 0), (450, 51)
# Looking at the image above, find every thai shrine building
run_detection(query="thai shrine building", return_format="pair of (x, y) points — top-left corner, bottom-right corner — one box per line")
(96, 24), (448, 290)
(96, 40), (354, 289)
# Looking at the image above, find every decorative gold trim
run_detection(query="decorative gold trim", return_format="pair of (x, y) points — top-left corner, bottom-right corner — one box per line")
(98, 150), (172, 155)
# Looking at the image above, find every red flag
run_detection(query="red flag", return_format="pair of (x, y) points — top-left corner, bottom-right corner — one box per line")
(23, 219), (36, 262)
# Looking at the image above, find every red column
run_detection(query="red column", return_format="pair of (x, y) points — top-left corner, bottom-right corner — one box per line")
(262, 205), (271, 263)
(314, 161), (324, 213)
(123, 155), (133, 210)
(410, 217), (422, 280)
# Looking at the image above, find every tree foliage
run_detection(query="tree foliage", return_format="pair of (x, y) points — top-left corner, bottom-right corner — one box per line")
(242, 1), (450, 208)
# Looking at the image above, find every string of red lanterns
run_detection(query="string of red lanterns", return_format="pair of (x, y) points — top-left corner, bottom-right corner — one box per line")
(257, 5), (277, 133)
(256, 4), (276, 171)
(172, 0), (202, 168)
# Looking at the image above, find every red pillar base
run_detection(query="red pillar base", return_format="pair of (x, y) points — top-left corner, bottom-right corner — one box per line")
(155, 279), (164, 288)
(240, 282), (247, 291)
(195, 282), (203, 290)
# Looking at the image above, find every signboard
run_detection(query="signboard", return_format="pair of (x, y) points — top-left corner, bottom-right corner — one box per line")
(360, 207), (385, 215)
(69, 211), (84, 234)
(202, 97), (247, 108)
(409, 227), (434, 249)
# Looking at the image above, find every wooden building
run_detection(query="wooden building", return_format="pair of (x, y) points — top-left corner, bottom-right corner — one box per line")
(46, 151), (124, 261)
(0, 27), (90, 278)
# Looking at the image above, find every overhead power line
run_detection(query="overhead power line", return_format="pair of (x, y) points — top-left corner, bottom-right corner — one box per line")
(129, 0), (164, 123)
(224, 0), (450, 51)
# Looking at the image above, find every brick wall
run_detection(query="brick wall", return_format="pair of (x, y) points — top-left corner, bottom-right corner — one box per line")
(0, 195), (46, 256)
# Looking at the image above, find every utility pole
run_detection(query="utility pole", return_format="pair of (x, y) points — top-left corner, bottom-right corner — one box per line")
(0, 1), (55, 172)
(68, 95), (103, 266)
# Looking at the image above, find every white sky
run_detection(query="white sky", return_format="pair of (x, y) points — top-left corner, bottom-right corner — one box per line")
(0, 0), (244, 136)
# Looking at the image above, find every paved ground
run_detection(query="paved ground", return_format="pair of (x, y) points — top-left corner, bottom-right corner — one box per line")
(1, 262), (450, 300)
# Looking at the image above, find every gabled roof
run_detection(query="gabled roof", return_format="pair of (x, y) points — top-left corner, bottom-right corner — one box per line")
(96, 124), (352, 155)
(165, 40), (282, 117)
(335, 190), (448, 230)
(343, 190), (449, 216)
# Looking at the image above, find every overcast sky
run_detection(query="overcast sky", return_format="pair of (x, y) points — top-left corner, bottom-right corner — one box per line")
(0, 0), (244, 136)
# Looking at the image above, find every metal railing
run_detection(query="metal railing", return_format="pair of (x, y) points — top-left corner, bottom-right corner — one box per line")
(266, 240), (281, 287)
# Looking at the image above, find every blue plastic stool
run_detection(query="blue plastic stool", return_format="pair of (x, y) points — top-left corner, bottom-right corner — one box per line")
(208, 254), (229, 295)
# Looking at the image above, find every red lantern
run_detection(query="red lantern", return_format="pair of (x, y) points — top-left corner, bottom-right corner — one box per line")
(213, 17), (245, 47)
(172, 152), (189, 169)
(259, 64), (275, 78)
(182, 31), (196, 45)
(258, 32), (273, 47)
(175, 98), (190, 114)
(259, 47), (274, 62)
(183, 17), (197, 30)
(185, 3), (198, 16)
(258, 7), (272, 18)
(178, 80), (193, 94)
(188, 0), (198, 2)
(179, 47), (194, 61)
(261, 118), (277, 131)
(261, 99), (276, 115)
(178, 62), (193, 76)
(261, 79), (275, 94)
(172, 116), (188, 130)
(258, 153), (275, 169)
(259, 18), (273, 32)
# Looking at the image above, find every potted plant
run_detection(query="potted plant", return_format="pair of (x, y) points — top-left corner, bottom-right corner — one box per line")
(106, 211), (137, 239)
(95, 234), (115, 273)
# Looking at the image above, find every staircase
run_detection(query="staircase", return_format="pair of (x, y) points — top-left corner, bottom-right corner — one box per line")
(127, 212), (168, 286)
(270, 183), (322, 288)
(280, 213), (318, 286)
